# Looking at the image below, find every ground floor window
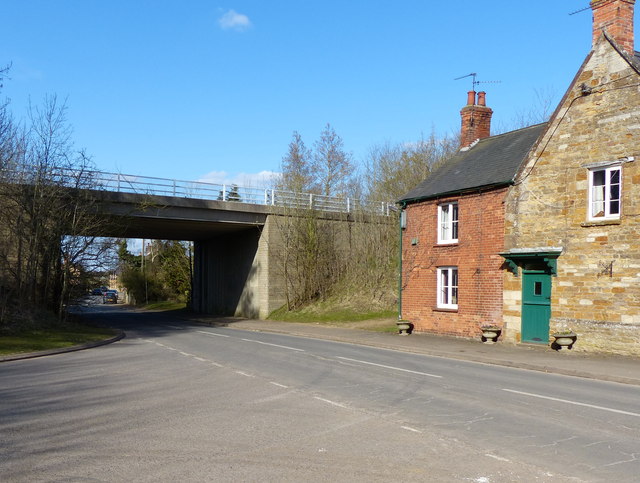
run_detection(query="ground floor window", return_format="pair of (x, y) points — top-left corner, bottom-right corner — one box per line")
(437, 266), (458, 309)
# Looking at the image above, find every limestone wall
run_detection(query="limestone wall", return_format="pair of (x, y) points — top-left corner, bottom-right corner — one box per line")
(504, 39), (640, 355)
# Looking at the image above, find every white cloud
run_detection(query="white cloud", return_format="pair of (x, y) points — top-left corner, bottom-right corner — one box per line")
(198, 170), (280, 188)
(218, 9), (252, 32)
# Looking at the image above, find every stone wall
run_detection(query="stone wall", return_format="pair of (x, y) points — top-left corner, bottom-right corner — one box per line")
(402, 188), (507, 338)
(503, 38), (640, 356)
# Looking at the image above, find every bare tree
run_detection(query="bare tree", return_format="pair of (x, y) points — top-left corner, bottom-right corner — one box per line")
(312, 123), (354, 197)
(279, 131), (313, 193)
(493, 86), (558, 133)
(0, 93), (119, 326)
(364, 130), (458, 202)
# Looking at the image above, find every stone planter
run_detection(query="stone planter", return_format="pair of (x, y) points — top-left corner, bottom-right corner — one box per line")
(480, 326), (501, 344)
(396, 320), (413, 336)
(552, 332), (577, 350)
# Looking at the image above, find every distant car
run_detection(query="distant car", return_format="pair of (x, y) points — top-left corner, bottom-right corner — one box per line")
(103, 290), (118, 304)
(91, 288), (103, 296)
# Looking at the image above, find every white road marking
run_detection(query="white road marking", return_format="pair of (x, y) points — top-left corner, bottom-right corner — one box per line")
(502, 389), (640, 417)
(401, 425), (422, 433)
(236, 371), (254, 378)
(485, 453), (510, 462)
(314, 397), (349, 409)
(197, 330), (230, 338)
(240, 338), (305, 352)
(270, 382), (289, 389)
(193, 357), (207, 362)
(336, 356), (442, 379)
(179, 351), (193, 357)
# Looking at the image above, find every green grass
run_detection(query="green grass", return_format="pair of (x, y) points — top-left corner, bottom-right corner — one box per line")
(142, 301), (187, 311)
(269, 305), (396, 323)
(0, 324), (118, 356)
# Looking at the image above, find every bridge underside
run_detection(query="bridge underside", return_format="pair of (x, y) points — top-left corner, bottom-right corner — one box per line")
(91, 191), (284, 318)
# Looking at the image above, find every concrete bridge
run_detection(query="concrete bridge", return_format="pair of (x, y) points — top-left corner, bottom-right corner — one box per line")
(73, 170), (393, 318)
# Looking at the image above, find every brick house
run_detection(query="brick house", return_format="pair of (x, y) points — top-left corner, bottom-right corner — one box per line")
(502, 0), (640, 355)
(399, 0), (640, 355)
(398, 92), (545, 338)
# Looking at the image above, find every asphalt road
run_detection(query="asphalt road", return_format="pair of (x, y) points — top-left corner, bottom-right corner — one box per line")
(1, 305), (639, 482)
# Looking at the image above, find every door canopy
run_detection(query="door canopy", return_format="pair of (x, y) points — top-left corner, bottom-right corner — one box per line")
(499, 248), (562, 277)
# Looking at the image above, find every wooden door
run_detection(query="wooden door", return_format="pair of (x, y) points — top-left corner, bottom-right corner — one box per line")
(521, 271), (551, 343)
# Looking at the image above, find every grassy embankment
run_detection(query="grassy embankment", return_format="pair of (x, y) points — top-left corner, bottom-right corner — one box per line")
(0, 322), (118, 356)
(268, 294), (398, 333)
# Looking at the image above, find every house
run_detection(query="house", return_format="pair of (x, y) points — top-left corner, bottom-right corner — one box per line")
(399, 0), (640, 356)
(398, 93), (545, 338)
(502, 0), (640, 355)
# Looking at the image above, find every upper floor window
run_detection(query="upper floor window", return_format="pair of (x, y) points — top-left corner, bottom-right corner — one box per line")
(437, 266), (458, 309)
(589, 166), (621, 220)
(438, 202), (458, 244)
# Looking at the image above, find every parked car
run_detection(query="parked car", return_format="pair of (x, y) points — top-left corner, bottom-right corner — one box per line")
(103, 290), (118, 304)
(91, 288), (103, 296)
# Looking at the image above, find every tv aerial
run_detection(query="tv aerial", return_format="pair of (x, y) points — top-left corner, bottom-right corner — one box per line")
(569, 4), (591, 16)
(454, 73), (501, 90)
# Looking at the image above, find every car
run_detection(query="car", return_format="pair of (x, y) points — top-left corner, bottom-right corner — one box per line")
(103, 290), (118, 304)
(91, 288), (103, 296)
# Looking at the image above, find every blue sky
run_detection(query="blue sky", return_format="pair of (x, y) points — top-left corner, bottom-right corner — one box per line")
(2, 1), (634, 188)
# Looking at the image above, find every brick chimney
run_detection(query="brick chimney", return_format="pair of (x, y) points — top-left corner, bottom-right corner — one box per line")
(591, 0), (635, 54)
(460, 90), (493, 148)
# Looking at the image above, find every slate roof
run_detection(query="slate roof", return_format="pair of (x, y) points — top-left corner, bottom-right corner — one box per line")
(398, 123), (547, 204)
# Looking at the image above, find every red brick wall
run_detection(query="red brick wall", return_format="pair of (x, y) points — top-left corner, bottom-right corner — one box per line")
(401, 188), (507, 338)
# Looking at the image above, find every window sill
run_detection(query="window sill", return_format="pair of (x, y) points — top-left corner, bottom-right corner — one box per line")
(433, 307), (458, 313)
(581, 219), (621, 227)
(435, 242), (459, 247)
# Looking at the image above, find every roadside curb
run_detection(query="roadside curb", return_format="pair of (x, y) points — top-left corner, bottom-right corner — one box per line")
(0, 330), (126, 363)
(219, 324), (640, 387)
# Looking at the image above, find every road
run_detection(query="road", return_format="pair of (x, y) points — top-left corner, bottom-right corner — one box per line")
(1, 305), (639, 482)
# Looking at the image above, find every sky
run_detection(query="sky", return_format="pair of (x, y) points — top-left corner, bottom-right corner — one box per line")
(2, 0), (637, 189)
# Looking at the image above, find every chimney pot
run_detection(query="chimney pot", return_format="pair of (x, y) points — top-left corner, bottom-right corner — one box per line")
(477, 91), (487, 106)
(467, 90), (476, 106)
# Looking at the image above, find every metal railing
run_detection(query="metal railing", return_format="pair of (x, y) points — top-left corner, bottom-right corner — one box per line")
(3, 167), (393, 216)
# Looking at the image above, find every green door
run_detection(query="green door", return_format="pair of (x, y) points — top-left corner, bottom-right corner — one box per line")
(521, 271), (551, 343)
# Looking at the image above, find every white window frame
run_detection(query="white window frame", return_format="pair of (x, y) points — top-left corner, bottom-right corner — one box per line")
(437, 266), (458, 309)
(588, 165), (621, 221)
(437, 202), (458, 244)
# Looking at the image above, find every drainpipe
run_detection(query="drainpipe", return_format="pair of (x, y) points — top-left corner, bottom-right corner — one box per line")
(398, 203), (406, 320)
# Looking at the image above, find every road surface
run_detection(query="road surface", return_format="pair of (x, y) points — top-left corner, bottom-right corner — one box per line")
(1, 305), (638, 481)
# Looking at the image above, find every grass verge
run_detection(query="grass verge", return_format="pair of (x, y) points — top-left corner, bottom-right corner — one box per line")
(268, 305), (398, 333)
(142, 301), (187, 311)
(0, 324), (118, 356)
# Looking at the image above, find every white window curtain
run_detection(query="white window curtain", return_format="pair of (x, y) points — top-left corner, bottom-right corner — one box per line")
(437, 267), (458, 308)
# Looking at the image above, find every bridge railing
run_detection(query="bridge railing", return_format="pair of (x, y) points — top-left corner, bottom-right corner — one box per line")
(78, 170), (393, 216)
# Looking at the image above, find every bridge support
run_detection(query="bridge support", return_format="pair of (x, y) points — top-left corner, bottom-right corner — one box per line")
(191, 216), (285, 319)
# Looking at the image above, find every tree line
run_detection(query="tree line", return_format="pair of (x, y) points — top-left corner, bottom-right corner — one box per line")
(0, 65), (119, 329)
(117, 240), (192, 305)
(273, 123), (458, 312)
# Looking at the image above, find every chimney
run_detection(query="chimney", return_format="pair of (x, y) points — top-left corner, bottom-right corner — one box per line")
(591, 0), (635, 54)
(460, 90), (493, 148)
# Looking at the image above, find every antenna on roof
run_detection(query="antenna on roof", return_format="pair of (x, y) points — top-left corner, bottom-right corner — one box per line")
(454, 73), (501, 90)
(569, 4), (591, 16)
